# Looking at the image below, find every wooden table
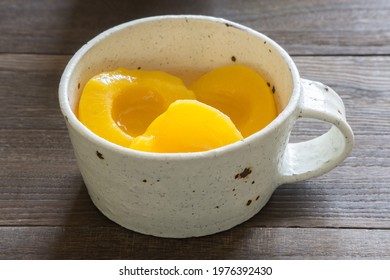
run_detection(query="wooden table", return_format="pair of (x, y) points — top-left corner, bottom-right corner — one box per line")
(1, 0), (389, 259)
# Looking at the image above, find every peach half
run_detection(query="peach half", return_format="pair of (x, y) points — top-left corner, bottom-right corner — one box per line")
(78, 68), (195, 147)
(130, 100), (243, 153)
(189, 65), (277, 138)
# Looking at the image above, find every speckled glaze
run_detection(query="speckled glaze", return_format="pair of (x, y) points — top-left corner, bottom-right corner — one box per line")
(59, 15), (354, 238)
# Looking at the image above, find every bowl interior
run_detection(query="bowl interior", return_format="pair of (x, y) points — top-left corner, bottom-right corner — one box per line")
(64, 16), (295, 117)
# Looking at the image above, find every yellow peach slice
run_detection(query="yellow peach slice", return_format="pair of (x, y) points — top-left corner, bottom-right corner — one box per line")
(189, 65), (277, 137)
(130, 100), (244, 153)
(78, 68), (195, 147)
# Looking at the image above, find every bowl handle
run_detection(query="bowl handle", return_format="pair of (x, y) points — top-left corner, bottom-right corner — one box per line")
(279, 78), (354, 183)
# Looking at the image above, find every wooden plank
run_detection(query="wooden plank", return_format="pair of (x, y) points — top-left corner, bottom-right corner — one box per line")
(0, 226), (389, 259)
(0, 54), (68, 130)
(0, 0), (389, 55)
(293, 56), (390, 136)
(1, 130), (389, 228)
(1, 54), (390, 134)
(1, 54), (390, 229)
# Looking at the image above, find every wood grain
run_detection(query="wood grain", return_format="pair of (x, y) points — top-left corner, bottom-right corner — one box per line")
(1, 226), (389, 259)
(1, 54), (390, 132)
(1, 0), (390, 260)
(1, 54), (390, 232)
(0, 0), (389, 55)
